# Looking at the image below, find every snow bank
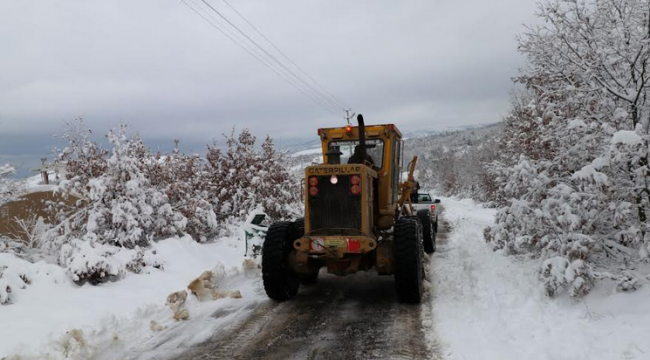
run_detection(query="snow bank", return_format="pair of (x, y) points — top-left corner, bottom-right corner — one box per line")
(0, 235), (264, 359)
(430, 196), (650, 360)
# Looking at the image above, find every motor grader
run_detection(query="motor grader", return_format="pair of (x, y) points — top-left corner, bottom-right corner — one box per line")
(262, 115), (436, 304)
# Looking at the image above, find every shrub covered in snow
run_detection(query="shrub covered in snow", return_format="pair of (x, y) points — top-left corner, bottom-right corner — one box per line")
(38, 121), (299, 284)
(485, 0), (650, 297)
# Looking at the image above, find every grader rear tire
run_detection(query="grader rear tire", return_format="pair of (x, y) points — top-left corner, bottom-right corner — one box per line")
(417, 209), (436, 254)
(262, 221), (300, 301)
(393, 216), (425, 304)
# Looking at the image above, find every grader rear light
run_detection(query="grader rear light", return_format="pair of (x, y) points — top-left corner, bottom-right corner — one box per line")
(350, 184), (361, 195)
(309, 177), (318, 187)
(330, 175), (338, 184)
(309, 186), (319, 197)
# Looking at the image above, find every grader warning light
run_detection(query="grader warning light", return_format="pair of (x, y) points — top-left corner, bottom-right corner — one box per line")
(262, 114), (435, 304)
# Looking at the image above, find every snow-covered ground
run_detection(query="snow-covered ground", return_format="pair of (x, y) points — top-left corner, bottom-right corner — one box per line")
(0, 234), (264, 360)
(4, 195), (650, 360)
(431, 197), (650, 360)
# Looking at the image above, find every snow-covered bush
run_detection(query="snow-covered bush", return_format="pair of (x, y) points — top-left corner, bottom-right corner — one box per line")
(485, 0), (650, 297)
(203, 129), (301, 226)
(0, 252), (68, 304)
(43, 123), (299, 283)
(148, 145), (219, 242)
(49, 124), (186, 282)
(59, 238), (162, 284)
(68, 125), (187, 248)
(58, 118), (109, 197)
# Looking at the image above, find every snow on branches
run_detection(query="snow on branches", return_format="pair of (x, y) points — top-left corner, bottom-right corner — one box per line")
(44, 121), (299, 284)
(485, 0), (650, 297)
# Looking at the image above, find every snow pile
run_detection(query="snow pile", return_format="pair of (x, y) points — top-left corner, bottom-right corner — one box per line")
(431, 197), (650, 360)
(0, 235), (264, 359)
(0, 252), (68, 305)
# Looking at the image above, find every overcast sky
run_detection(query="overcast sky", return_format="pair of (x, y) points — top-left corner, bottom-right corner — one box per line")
(0, 0), (539, 176)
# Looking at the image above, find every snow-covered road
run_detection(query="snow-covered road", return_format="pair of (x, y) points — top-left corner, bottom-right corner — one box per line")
(168, 269), (437, 360)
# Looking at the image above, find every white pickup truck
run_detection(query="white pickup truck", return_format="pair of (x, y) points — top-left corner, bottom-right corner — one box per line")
(411, 192), (441, 253)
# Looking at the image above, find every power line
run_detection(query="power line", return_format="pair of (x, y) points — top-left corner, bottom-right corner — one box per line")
(219, 0), (347, 110)
(183, 0), (339, 114)
(198, 0), (342, 112)
(181, 0), (340, 115)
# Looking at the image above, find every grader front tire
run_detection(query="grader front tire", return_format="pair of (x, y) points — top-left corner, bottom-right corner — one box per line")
(262, 222), (300, 301)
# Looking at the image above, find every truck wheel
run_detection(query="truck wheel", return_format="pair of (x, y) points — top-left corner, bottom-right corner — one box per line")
(262, 222), (300, 301)
(393, 216), (425, 304)
(417, 209), (435, 254)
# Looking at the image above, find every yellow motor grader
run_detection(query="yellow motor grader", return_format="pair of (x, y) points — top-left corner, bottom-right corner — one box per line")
(262, 115), (435, 304)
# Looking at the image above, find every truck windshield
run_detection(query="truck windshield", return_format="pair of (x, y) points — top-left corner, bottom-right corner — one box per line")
(417, 194), (432, 202)
(328, 139), (384, 168)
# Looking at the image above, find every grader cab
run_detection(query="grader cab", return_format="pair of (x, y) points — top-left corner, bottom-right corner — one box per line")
(262, 115), (436, 304)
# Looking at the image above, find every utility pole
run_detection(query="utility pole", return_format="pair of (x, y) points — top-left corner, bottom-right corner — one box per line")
(344, 109), (356, 125)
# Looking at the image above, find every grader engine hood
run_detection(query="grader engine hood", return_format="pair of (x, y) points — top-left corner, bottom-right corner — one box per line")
(304, 164), (377, 238)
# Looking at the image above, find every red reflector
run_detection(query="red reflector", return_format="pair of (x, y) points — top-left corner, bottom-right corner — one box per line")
(350, 184), (361, 195)
(309, 186), (319, 197)
(345, 124), (353, 133)
(389, 124), (395, 131)
(347, 238), (361, 253)
(309, 177), (318, 187)
(318, 129), (322, 135)
(350, 175), (361, 185)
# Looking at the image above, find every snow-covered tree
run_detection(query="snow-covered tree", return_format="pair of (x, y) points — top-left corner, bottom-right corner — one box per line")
(53, 125), (186, 282)
(486, 0), (650, 297)
(148, 141), (219, 242)
(204, 129), (300, 226)
(80, 125), (187, 248)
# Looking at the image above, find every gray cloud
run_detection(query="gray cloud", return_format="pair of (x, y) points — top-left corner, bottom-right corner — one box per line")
(0, 0), (539, 174)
